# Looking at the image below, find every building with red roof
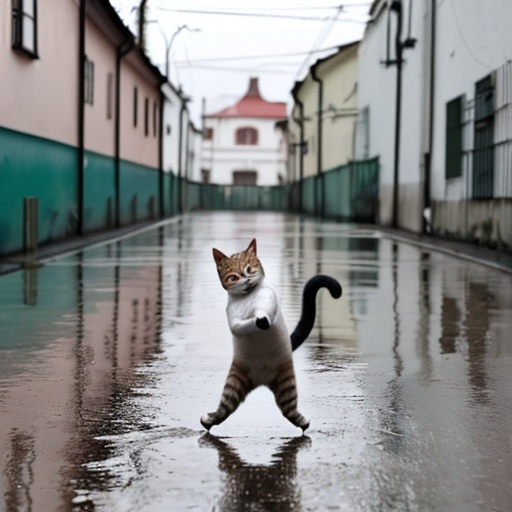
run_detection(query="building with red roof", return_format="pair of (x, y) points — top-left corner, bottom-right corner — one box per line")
(200, 77), (288, 186)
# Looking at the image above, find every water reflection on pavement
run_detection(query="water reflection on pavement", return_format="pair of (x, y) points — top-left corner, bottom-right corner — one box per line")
(1, 212), (512, 511)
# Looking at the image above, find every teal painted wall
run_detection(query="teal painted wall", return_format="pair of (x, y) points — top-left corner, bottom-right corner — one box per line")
(0, 127), (78, 255)
(84, 150), (116, 232)
(119, 160), (159, 225)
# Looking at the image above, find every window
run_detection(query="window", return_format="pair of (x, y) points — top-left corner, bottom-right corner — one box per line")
(473, 75), (495, 198)
(12, 0), (38, 57)
(106, 73), (113, 119)
(84, 58), (95, 105)
(201, 169), (211, 184)
(133, 87), (138, 127)
(445, 96), (463, 179)
(153, 101), (158, 137)
(236, 127), (258, 145)
(203, 127), (213, 140)
(144, 97), (149, 136)
(233, 170), (257, 185)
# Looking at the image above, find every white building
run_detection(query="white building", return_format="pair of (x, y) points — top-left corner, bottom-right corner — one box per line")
(201, 77), (287, 186)
(357, 0), (512, 247)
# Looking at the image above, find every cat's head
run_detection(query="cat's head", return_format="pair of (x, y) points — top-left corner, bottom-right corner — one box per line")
(212, 239), (265, 295)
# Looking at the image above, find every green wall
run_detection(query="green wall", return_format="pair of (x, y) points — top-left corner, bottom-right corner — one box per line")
(0, 125), (379, 258)
(0, 127), (166, 257)
(84, 150), (116, 232)
(119, 160), (160, 225)
(0, 127), (78, 255)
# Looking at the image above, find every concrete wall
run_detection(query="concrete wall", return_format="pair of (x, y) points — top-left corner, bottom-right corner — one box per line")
(315, 44), (359, 173)
(358, 0), (512, 248)
(357, 0), (426, 232)
(84, 16), (117, 156)
(0, 0), (79, 145)
(119, 54), (161, 169)
(162, 83), (182, 176)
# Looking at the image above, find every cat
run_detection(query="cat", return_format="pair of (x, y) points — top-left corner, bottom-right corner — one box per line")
(200, 238), (342, 433)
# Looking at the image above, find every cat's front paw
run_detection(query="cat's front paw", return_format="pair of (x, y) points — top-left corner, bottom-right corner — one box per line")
(256, 316), (270, 330)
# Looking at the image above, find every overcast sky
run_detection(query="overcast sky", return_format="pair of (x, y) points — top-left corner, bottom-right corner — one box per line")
(109, 1), (371, 125)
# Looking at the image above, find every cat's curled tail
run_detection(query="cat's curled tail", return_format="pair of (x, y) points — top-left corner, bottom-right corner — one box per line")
(290, 275), (342, 351)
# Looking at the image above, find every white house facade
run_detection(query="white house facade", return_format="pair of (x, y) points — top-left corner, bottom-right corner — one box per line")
(357, 0), (512, 246)
(201, 78), (287, 186)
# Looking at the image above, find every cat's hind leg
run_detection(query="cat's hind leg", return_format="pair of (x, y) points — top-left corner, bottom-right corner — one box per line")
(270, 363), (310, 433)
(201, 361), (254, 431)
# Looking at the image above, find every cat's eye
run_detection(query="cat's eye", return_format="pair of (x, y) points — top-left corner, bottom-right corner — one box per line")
(245, 265), (254, 274)
(225, 274), (239, 283)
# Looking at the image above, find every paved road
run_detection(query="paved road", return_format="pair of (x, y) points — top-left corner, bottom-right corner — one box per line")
(1, 212), (512, 511)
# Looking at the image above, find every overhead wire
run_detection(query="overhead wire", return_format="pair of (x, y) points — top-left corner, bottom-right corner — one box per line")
(172, 45), (351, 64)
(157, 7), (368, 24)
(295, 5), (345, 79)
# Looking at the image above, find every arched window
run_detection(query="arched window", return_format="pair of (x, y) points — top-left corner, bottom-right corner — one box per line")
(236, 127), (258, 145)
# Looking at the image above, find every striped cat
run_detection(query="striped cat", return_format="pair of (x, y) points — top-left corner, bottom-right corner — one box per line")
(200, 239), (342, 433)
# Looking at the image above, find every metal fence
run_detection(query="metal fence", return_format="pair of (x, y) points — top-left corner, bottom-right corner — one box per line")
(182, 157), (380, 223)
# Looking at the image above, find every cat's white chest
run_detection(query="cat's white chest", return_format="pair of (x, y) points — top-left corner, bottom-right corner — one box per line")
(226, 283), (292, 382)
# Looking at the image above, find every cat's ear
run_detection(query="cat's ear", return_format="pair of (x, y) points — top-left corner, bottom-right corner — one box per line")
(213, 248), (228, 265)
(246, 239), (257, 255)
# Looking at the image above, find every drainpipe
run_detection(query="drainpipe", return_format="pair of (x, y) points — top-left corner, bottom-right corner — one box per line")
(387, 0), (416, 228)
(159, 89), (165, 218)
(311, 65), (324, 217)
(114, 39), (135, 227)
(424, 0), (436, 233)
(178, 97), (186, 213)
(77, 0), (85, 235)
(391, 0), (404, 228)
(291, 88), (305, 213)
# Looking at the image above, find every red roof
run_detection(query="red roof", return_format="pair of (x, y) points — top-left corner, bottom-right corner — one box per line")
(207, 78), (287, 119)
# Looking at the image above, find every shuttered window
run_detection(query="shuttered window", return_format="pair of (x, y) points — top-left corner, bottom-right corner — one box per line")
(445, 96), (463, 179)
(236, 127), (258, 145)
(473, 75), (495, 198)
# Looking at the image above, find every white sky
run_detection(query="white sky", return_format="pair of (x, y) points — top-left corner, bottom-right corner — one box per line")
(109, 1), (371, 125)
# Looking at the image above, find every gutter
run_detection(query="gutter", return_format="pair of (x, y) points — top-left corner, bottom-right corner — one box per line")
(311, 65), (324, 217)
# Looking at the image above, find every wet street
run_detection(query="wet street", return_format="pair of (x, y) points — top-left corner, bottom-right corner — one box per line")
(1, 211), (512, 512)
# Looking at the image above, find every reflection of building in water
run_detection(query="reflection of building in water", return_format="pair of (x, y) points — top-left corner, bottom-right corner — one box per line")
(4, 430), (35, 512)
(0, 233), (164, 510)
(280, 219), (369, 349)
(200, 434), (310, 512)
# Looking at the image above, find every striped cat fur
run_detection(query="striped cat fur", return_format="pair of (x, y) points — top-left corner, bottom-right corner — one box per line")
(201, 238), (342, 432)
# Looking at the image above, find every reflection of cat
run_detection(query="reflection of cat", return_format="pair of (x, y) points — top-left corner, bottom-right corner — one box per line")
(199, 433), (311, 511)
(201, 239), (342, 432)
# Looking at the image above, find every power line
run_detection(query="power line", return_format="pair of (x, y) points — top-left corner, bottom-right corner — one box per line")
(159, 3), (372, 11)
(157, 7), (368, 24)
(172, 45), (347, 64)
(175, 63), (297, 74)
(295, 5), (344, 79)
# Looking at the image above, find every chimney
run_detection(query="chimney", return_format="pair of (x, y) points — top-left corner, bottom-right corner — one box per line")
(246, 77), (261, 98)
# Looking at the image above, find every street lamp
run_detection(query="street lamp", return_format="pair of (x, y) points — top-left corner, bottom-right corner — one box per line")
(164, 24), (201, 80)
